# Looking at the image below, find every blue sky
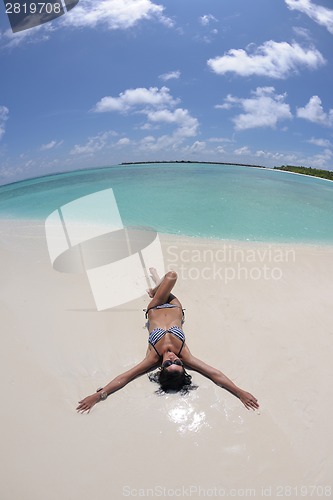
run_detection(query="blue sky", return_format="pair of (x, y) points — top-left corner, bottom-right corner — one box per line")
(0, 0), (333, 185)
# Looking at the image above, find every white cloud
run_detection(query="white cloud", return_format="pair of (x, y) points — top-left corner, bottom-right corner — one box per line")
(40, 139), (63, 151)
(140, 135), (155, 146)
(297, 95), (333, 126)
(207, 40), (325, 78)
(159, 70), (181, 81)
(311, 149), (333, 166)
(70, 131), (115, 155)
(146, 108), (199, 137)
(255, 150), (297, 162)
(93, 86), (178, 113)
(215, 102), (233, 110)
(255, 150), (268, 158)
(299, 148), (333, 168)
(307, 137), (332, 147)
(136, 108), (199, 153)
(116, 137), (131, 146)
(285, 0), (333, 35)
(234, 146), (251, 156)
(292, 26), (312, 40)
(93, 84), (200, 154)
(139, 122), (156, 130)
(138, 134), (179, 153)
(183, 141), (206, 153)
(0, 106), (9, 140)
(1, 23), (53, 49)
(94, 85), (198, 143)
(208, 137), (234, 143)
(218, 87), (292, 131)
(198, 14), (218, 43)
(254, 147), (333, 169)
(62, 0), (173, 30)
(200, 14), (218, 26)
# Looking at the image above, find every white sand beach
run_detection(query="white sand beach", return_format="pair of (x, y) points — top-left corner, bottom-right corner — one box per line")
(1, 218), (332, 500)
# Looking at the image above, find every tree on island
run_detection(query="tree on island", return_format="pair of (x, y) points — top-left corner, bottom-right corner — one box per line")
(274, 165), (333, 181)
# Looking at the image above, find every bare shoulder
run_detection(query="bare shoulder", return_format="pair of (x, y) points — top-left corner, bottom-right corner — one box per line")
(145, 345), (160, 364)
(179, 343), (191, 362)
(124, 349), (160, 380)
(181, 347), (219, 378)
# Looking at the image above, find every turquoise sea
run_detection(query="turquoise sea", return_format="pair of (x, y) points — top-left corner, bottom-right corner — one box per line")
(0, 163), (333, 243)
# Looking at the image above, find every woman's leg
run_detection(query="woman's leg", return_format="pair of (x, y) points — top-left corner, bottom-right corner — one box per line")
(147, 269), (178, 309)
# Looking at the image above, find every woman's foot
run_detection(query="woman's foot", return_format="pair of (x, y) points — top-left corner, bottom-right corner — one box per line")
(149, 267), (160, 285)
(146, 268), (161, 297)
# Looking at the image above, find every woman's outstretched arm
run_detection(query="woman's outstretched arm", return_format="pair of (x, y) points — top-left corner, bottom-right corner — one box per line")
(76, 351), (158, 414)
(182, 351), (259, 411)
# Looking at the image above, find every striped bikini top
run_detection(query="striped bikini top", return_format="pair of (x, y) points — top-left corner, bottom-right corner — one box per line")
(148, 325), (185, 357)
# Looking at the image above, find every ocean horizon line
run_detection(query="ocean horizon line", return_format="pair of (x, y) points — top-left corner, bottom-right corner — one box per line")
(2, 160), (333, 191)
(0, 161), (267, 189)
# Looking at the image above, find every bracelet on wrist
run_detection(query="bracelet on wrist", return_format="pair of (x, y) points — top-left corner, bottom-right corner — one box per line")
(96, 387), (108, 401)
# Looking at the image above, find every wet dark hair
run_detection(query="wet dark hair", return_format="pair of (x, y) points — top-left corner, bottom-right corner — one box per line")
(148, 367), (196, 395)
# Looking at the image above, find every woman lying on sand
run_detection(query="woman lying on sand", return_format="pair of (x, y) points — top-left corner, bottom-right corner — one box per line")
(76, 269), (259, 414)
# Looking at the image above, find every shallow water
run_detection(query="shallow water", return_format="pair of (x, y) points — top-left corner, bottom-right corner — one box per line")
(0, 163), (332, 243)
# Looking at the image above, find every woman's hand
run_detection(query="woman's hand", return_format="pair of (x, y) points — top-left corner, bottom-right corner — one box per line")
(238, 390), (259, 411)
(76, 393), (100, 414)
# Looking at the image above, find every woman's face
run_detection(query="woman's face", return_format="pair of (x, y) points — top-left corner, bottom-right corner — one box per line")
(162, 356), (184, 373)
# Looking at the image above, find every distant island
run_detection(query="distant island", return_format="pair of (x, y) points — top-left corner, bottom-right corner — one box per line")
(121, 160), (333, 180)
(121, 160), (266, 168)
(274, 165), (333, 181)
